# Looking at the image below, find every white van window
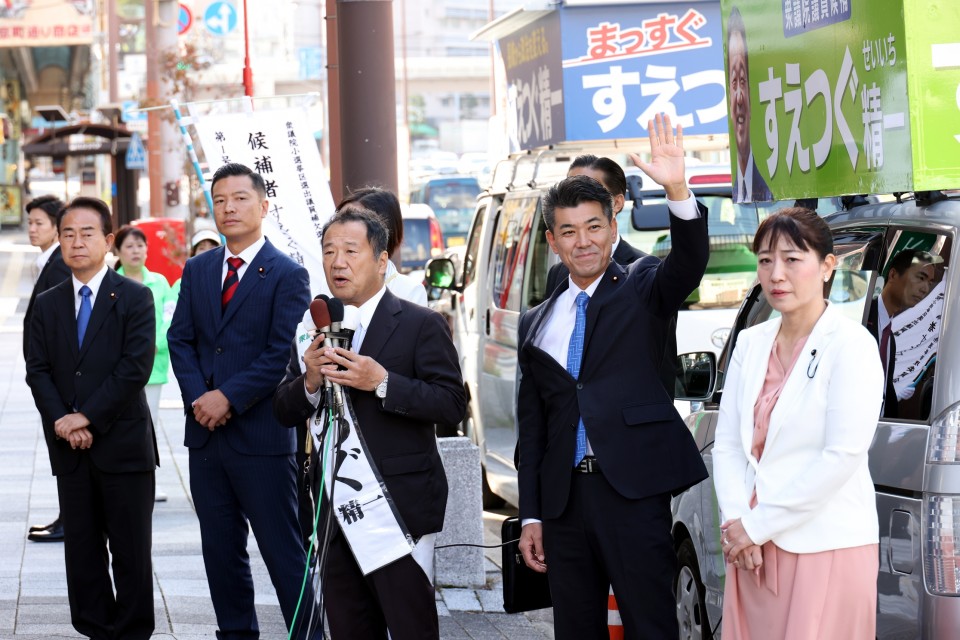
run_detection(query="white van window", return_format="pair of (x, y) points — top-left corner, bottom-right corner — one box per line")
(491, 193), (539, 312)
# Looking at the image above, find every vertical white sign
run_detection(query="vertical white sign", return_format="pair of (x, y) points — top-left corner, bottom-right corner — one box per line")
(194, 108), (334, 296)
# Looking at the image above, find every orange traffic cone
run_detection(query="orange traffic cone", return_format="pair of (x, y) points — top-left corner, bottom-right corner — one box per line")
(608, 586), (623, 640)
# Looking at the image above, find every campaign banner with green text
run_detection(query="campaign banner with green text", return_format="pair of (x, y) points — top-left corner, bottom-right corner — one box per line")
(721, 0), (913, 201)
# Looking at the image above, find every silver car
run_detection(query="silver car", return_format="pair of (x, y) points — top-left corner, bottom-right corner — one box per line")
(673, 192), (960, 639)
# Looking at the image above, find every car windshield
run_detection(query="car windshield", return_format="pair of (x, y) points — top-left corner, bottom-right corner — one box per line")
(619, 195), (760, 309)
(400, 218), (432, 272)
(423, 179), (480, 245)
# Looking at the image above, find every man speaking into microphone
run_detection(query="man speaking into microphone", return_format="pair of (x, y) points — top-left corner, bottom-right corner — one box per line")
(274, 207), (465, 639)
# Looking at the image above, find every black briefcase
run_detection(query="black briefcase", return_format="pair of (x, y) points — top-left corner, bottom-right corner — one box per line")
(501, 516), (552, 613)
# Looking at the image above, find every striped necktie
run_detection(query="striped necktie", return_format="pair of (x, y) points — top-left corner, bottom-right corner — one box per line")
(221, 257), (244, 309)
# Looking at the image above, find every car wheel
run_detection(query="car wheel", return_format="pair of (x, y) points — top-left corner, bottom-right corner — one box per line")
(676, 538), (711, 640)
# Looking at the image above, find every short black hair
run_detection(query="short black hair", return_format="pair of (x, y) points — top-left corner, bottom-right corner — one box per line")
(752, 207), (832, 259)
(568, 154), (627, 197)
(338, 187), (404, 255)
(542, 175), (613, 232)
(322, 207), (389, 258)
(211, 162), (267, 199)
(885, 249), (935, 280)
(58, 197), (113, 236)
(25, 195), (64, 225)
(113, 225), (148, 270)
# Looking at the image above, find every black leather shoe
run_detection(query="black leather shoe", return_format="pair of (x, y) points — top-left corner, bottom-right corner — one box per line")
(28, 520), (64, 542)
(28, 517), (60, 534)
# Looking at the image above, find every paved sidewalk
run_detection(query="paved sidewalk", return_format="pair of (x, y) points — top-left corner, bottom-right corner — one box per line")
(0, 228), (553, 639)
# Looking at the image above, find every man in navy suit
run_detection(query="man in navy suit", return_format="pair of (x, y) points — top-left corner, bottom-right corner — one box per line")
(168, 163), (316, 639)
(27, 197), (158, 639)
(516, 115), (709, 639)
(23, 195), (71, 542)
(273, 208), (465, 639)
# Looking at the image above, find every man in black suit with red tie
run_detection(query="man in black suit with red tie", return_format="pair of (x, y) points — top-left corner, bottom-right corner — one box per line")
(516, 115), (709, 639)
(26, 197), (158, 640)
(273, 207), (465, 639)
(23, 195), (71, 542)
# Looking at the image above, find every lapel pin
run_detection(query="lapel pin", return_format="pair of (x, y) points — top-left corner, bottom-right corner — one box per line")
(258, 267), (266, 277)
(110, 292), (117, 299)
(612, 276), (619, 283)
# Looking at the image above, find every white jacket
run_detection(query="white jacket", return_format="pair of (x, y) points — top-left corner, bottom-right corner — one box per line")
(713, 302), (884, 553)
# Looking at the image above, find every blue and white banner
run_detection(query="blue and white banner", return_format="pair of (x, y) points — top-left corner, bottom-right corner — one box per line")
(560, 3), (728, 140)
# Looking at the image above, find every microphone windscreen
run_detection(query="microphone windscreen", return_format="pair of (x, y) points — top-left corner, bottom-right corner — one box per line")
(315, 293), (328, 301)
(327, 298), (345, 323)
(341, 305), (361, 331)
(310, 298), (331, 330)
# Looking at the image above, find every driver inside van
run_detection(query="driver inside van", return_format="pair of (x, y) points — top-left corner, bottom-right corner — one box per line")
(866, 250), (937, 418)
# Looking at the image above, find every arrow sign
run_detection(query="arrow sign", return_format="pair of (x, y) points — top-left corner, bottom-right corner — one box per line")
(126, 132), (147, 170)
(178, 4), (193, 35)
(204, 1), (237, 37)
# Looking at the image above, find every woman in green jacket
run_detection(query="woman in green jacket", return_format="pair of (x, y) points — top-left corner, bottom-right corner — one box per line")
(114, 225), (173, 427)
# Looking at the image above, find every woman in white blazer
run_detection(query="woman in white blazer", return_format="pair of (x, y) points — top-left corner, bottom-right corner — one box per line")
(713, 207), (884, 639)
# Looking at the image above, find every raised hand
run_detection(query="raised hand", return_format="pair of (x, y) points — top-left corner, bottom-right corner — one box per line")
(629, 113), (689, 201)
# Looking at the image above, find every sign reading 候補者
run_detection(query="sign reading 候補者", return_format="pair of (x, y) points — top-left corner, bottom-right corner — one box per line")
(194, 109), (334, 298)
(722, 0), (960, 203)
(561, 3), (727, 141)
(499, 12), (566, 152)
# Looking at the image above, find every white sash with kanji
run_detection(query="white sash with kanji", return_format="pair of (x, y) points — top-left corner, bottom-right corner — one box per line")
(294, 320), (414, 575)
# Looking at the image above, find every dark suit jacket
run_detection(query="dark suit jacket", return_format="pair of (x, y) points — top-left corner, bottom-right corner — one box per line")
(26, 268), (158, 475)
(273, 289), (466, 537)
(517, 214), (710, 522)
(546, 237), (680, 399)
(168, 238), (311, 455)
(23, 246), (71, 357)
(866, 297), (898, 419)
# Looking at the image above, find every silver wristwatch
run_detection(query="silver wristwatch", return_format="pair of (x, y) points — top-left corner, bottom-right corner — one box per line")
(375, 372), (389, 399)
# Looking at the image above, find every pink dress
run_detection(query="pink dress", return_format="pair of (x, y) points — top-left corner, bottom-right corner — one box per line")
(721, 338), (878, 640)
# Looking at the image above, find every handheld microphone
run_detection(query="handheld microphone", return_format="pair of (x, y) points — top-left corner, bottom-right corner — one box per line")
(309, 298), (332, 342)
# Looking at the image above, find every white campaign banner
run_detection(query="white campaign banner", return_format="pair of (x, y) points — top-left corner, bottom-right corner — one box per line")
(194, 108), (334, 297)
(892, 279), (945, 400)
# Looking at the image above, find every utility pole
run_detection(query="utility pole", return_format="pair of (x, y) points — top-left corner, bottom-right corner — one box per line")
(325, 0), (343, 203)
(337, 0), (398, 196)
(146, 0), (185, 218)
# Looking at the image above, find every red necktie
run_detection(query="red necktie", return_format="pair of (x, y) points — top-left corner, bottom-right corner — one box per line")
(221, 257), (244, 309)
(880, 323), (892, 372)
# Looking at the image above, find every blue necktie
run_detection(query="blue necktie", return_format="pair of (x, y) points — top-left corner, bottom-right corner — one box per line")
(77, 285), (92, 347)
(568, 291), (589, 466)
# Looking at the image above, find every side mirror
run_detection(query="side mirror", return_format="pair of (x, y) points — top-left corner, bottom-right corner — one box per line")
(675, 351), (717, 401)
(425, 257), (458, 291)
(631, 202), (672, 232)
(626, 174), (643, 210)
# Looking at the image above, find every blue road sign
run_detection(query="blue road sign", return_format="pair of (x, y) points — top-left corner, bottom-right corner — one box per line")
(126, 132), (147, 170)
(204, 1), (237, 37)
(121, 100), (146, 124)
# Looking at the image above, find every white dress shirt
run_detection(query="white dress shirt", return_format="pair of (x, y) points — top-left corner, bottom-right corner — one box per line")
(72, 264), (109, 315)
(35, 242), (59, 283)
(221, 235), (266, 283)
